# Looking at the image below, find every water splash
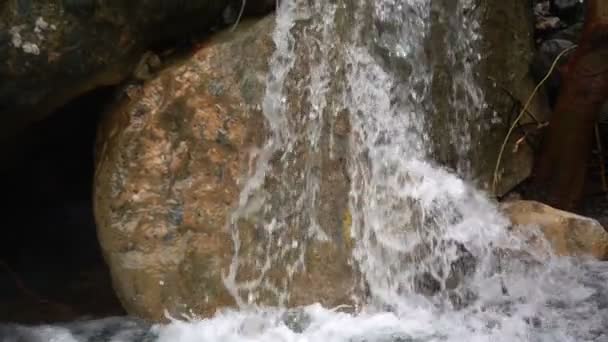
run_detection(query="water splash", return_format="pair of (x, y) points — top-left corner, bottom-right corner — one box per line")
(427, 0), (485, 176)
(196, 0), (608, 339)
(215, 0), (608, 338)
(223, 0), (346, 308)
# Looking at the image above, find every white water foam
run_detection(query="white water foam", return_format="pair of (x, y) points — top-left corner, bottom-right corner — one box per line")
(156, 0), (608, 338)
(4, 0), (608, 341)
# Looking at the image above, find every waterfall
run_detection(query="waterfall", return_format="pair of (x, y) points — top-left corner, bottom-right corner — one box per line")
(223, 1), (346, 308)
(223, 0), (511, 312)
(5, 0), (608, 341)
(215, 0), (608, 340)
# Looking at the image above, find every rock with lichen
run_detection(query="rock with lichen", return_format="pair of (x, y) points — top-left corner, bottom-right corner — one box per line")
(0, 0), (275, 141)
(94, 16), (357, 321)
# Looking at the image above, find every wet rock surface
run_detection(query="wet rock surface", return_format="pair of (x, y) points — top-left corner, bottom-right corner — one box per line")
(94, 17), (356, 321)
(1, 1), (608, 339)
(93, 1), (557, 320)
(428, 0), (550, 196)
(0, 0), (589, 325)
(502, 200), (608, 260)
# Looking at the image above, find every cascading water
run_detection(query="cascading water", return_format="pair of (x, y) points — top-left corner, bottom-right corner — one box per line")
(4, 0), (608, 341)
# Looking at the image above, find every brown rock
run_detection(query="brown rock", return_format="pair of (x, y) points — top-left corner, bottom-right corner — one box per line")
(94, 17), (356, 321)
(93, 1), (554, 321)
(501, 200), (608, 260)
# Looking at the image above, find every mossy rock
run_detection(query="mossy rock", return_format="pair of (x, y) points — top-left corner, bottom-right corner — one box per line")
(0, 0), (274, 141)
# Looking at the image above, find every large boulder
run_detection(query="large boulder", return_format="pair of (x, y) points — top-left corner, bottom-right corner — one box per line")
(428, 1), (551, 195)
(0, 0), (274, 140)
(95, 1), (550, 321)
(94, 17), (356, 321)
(501, 200), (608, 260)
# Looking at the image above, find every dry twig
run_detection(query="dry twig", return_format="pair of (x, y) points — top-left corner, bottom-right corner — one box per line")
(491, 45), (578, 195)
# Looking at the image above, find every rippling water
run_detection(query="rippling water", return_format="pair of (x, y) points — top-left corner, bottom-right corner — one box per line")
(4, 0), (608, 341)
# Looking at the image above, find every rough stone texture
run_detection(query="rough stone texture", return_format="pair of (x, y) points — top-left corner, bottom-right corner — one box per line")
(0, 0), (274, 140)
(94, 2), (552, 321)
(475, 1), (551, 195)
(501, 200), (608, 260)
(94, 17), (356, 321)
(428, 0), (551, 196)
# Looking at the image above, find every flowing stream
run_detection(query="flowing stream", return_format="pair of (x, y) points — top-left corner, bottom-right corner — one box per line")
(4, 0), (608, 341)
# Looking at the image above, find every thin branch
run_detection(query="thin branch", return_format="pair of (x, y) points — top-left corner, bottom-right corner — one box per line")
(487, 76), (545, 126)
(492, 45), (578, 195)
(230, 0), (247, 32)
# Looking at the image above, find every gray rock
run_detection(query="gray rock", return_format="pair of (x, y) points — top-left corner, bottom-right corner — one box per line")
(94, 16), (357, 321)
(94, 0), (550, 321)
(428, 0), (548, 195)
(412, 241), (477, 297)
(282, 309), (312, 333)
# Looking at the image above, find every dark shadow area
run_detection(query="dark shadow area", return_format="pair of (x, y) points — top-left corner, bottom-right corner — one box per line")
(0, 87), (125, 324)
(577, 118), (608, 227)
(515, 117), (608, 229)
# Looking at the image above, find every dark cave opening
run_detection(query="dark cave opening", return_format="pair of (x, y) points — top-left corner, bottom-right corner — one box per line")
(0, 87), (125, 324)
